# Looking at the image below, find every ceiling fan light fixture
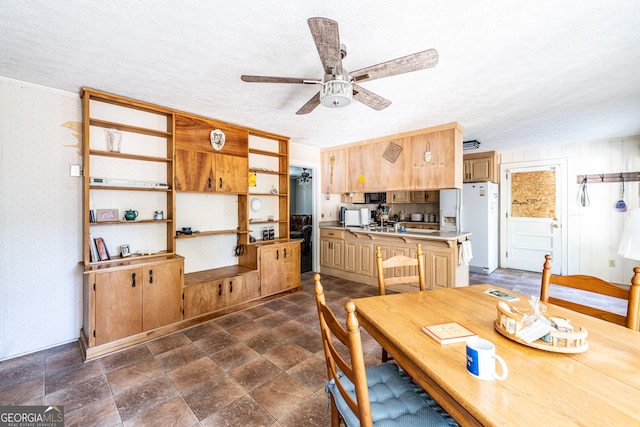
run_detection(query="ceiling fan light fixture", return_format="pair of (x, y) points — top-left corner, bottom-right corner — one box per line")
(320, 79), (352, 108)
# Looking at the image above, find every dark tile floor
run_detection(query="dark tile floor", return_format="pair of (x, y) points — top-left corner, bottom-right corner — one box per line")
(0, 268), (623, 426)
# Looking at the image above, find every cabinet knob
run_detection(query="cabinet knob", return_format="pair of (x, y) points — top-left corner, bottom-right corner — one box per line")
(284, 248), (287, 258)
(276, 250), (279, 260)
(229, 280), (233, 293)
(218, 283), (222, 296)
(149, 269), (153, 284)
(131, 272), (136, 288)
(219, 177), (223, 189)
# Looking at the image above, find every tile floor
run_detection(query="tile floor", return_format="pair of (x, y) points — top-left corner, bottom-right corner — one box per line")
(0, 268), (624, 426)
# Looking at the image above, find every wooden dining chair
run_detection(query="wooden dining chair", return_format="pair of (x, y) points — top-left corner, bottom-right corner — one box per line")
(313, 273), (453, 427)
(375, 244), (426, 361)
(540, 254), (640, 330)
(375, 244), (426, 296)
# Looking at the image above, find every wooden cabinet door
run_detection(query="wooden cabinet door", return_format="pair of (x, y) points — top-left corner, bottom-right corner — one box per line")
(226, 272), (260, 307)
(426, 249), (453, 289)
(142, 259), (183, 330)
(183, 279), (226, 318)
(356, 242), (375, 277)
(411, 191), (428, 203)
(321, 148), (347, 194)
(175, 149), (213, 192)
(320, 239), (333, 268)
(466, 158), (492, 182)
(282, 242), (301, 289)
(214, 153), (247, 193)
(260, 242), (300, 296)
(388, 191), (411, 203)
(259, 245), (279, 295)
(95, 268), (143, 345)
(344, 240), (357, 273)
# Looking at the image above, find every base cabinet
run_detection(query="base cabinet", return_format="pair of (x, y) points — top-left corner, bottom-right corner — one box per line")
(85, 256), (184, 347)
(259, 241), (301, 296)
(183, 270), (260, 319)
(320, 228), (468, 289)
(320, 229), (345, 271)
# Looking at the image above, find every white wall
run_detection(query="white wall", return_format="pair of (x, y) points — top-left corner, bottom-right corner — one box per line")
(0, 78), (83, 360)
(1, 77), (636, 360)
(500, 137), (640, 283)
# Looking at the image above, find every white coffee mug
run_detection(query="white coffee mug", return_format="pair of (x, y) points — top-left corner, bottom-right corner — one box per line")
(466, 337), (508, 380)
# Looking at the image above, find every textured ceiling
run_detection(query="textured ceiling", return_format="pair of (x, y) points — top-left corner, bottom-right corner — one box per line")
(1, 1), (639, 153)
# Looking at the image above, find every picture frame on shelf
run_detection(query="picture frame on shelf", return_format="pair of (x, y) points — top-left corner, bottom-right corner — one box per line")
(120, 244), (131, 257)
(94, 237), (110, 261)
(96, 209), (118, 222)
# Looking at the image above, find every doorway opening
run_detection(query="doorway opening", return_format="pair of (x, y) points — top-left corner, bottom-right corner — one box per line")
(290, 165), (314, 273)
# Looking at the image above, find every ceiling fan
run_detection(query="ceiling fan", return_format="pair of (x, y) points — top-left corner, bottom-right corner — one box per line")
(241, 17), (439, 115)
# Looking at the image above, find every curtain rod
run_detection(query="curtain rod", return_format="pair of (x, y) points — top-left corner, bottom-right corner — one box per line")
(576, 171), (640, 184)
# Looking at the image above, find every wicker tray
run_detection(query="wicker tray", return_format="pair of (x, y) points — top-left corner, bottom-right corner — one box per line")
(494, 302), (589, 353)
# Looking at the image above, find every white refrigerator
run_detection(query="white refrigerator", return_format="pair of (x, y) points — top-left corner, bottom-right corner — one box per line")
(461, 182), (499, 274)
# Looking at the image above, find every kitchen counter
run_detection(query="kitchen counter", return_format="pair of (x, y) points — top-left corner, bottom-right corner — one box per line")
(321, 224), (471, 244)
(319, 223), (471, 288)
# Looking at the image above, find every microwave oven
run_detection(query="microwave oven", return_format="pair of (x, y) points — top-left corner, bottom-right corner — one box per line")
(354, 192), (387, 204)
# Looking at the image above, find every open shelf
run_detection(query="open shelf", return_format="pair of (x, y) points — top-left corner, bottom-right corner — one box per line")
(249, 148), (286, 158)
(89, 118), (172, 138)
(90, 149), (172, 163)
(175, 229), (250, 239)
(249, 168), (286, 176)
(90, 219), (173, 225)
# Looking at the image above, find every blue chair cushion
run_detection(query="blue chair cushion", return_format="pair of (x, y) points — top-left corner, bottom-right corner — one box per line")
(326, 363), (457, 426)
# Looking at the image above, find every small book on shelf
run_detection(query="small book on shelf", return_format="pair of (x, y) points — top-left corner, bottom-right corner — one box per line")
(421, 322), (477, 344)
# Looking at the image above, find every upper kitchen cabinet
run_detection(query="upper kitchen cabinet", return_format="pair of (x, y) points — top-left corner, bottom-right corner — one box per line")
(406, 124), (463, 189)
(321, 122), (464, 193)
(463, 151), (499, 183)
(174, 113), (248, 193)
(321, 148), (347, 194)
(347, 139), (410, 192)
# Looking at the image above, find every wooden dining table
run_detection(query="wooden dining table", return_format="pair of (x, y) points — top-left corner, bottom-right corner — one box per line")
(353, 284), (640, 426)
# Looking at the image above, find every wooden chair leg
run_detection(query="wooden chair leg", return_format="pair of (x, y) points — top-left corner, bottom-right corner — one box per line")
(329, 395), (341, 427)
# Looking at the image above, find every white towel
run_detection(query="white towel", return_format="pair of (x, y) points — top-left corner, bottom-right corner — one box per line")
(459, 240), (473, 265)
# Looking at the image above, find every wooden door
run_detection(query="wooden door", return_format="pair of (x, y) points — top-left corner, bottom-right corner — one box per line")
(388, 191), (411, 203)
(408, 131), (459, 189)
(466, 158), (492, 182)
(356, 242), (375, 277)
(95, 268), (142, 345)
(183, 280), (226, 318)
(281, 242), (301, 289)
(226, 273), (260, 307)
(260, 243), (300, 296)
(344, 239), (357, 273)
(320, 238), (344, 270)
(175, 149), (213, 192)
(426, 249), (453, 289)
(259, 245), (281, 296)
(504, 164), (562, 273)
(142, 260), (182, 330)
(321, 148), (347, 194)
(214, 153), (247, 193)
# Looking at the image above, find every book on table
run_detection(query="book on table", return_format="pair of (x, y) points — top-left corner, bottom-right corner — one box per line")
(422, 322), (478, 344)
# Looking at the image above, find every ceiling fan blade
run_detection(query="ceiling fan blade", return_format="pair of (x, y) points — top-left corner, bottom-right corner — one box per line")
(351, 49), (439, 83)
(296, 92), (321, 115)
(352, 84), (392, 111)
(307, 17), (343, 75)
(241, 75), (320, 84)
